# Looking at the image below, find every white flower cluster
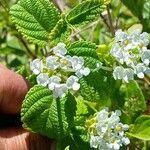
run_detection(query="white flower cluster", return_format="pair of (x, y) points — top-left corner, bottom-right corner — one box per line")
(89, 108), (130, 150)
(111, 29), (150, 82)
(30, 43), (90, 98)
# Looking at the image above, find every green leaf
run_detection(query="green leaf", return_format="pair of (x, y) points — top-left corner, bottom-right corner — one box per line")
(74, 98), (91, 126)
(0, 45), (25, 56)
(120, 81), (146, 121)
(70, 126), (91, 150)
(67, 41), (100, 69)
(128, 115), (150, 141)
(122, 0), (144, 19)
(142, 0), (150, 31)
(49, 18), (70, 46)
(21, 85), (76, 140)
(66, 0), (110, 26)
(79, 70), (114, 105)
(122, 0), (150, 32)
(10, 0), (60, 46)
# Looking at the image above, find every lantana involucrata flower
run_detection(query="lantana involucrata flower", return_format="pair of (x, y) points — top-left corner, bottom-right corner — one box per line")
(111, 29), (150, 82)
(30, 43), (91, 98)
(86, 108), (130, 150)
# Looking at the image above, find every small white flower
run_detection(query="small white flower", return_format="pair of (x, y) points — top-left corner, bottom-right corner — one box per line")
(52, 42), (67, 56)
(71, 56), (84, 71)
(139, 32), (149, 47)
(110, 43), (129, 64)
(122, 137), (130, 145)
(90, 135), (99, 149)
(108, 111), (120, 127)
(134, 63), (147, 79)
(30, 59), (42, 75)
(48, 76), (68, 98)
(96, 108), (109, 121)
(66, 75), (80, 91)
(48, 75), (61, 90)
(108, 140), (120, 150)
(111, 30), (150, 81)
(75, 67), (90, 78)
(60, 55), (72, 70)
(53, 83), (68, 98)
(123, 68), (134, 82)
(46, 56), (60, 70)
(141, 50), (150, 66)
(89, 108), (130, 150)
(129, 30), (141, 47)
(113, 66), (124, 80)
(115, 29), (128, 42)
(36, 73), (49, 86)
(123, 124), (129, 131)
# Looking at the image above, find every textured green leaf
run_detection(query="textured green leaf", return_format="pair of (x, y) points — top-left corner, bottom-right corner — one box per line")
(128, 115), (150, 140)
(66, 0), (110, 26)
(74, 98), (91, 126)
(70, 126), (91, 150)
(21, 85), (76, 140)
(120, 81), (146, 120)
(79, 70), (114, 104)
(10, 0), (60, 46)
(67, 41), (100, 69)
(49, 18), (70, 46)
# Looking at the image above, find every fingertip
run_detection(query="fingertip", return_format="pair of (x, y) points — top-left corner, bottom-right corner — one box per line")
(0, 128), (55, 150)
(0, 66), (29, 114)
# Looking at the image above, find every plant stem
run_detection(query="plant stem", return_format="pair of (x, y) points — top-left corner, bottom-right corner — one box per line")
(100, 14), (110, 31)
(56, 98), (64, 150)
(106, 5), (115, 36)
(16, 34), (36, 59)
(52, 0), (65, 12)
(0, 1), (9, 13)
(143, 141), (148, 150)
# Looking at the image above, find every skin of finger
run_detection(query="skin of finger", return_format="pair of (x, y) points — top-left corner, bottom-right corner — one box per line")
(0, 66), (29, 114)
(0, 128), (55, 150)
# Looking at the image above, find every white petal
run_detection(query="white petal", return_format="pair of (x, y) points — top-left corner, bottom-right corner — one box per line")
(137, 72), (144, 78)
(71, 56), (84, 70)
(46, 56), (59, 70)
(52, 42), (67, 56)
(113, 66), (124, 80)
(90, 135), (99, 148)
(83, 67), (90, 76)
(75, 70), (82, 78)
(123, 124), (129, 131)
(115, 110), (122, 116)
(72, 82), (80, 91)
(122, 137), (130, 145)
(114, 143), (120, 150)
(66, 75), (80, 90)
(115, 29), (128, 42)
(30, 59), (42, 75)
(36, 73), (49, 86)
(53, 84), (67, 98)
(123, 68), (134, 82)
(48, 76), (61, 90)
